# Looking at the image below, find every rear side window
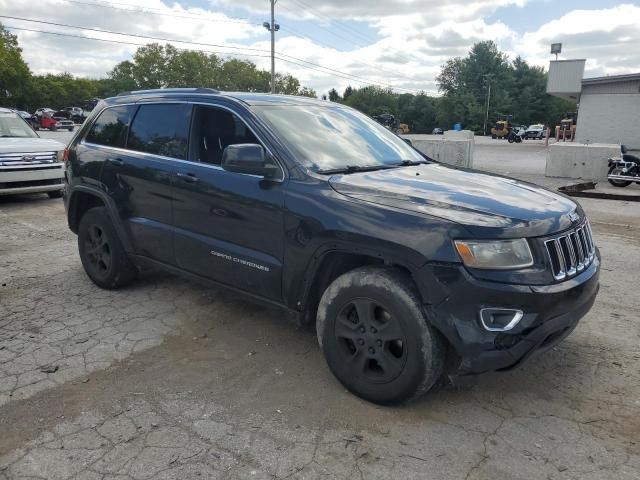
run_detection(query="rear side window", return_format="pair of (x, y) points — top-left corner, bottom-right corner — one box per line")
(85, 105), (136, 148)
(127, 104), (191, 159)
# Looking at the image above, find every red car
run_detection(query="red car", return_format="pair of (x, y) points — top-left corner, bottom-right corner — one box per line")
(31, 108), (74, 132)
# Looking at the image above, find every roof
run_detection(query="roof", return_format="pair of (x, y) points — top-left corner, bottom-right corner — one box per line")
(113, 88), (328, 107)
(582, 72), (640, 86)
(0, 107), (15, 113)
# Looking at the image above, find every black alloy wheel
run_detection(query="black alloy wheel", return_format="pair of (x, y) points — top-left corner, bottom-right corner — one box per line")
(77, 206), (138, 289)
(334, 298), (408, 384)
(84, 224), (112, 276)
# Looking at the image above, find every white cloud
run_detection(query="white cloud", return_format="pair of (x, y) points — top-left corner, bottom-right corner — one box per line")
(1, 0), (639, 96)
(519, 3), (640, 77)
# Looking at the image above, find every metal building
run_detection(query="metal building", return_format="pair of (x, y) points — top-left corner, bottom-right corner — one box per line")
(547, 61), (640, 148)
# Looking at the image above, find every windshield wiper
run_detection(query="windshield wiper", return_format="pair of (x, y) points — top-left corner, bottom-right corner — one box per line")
(394, 159), (430, 166)
(317, 164), (397, 175)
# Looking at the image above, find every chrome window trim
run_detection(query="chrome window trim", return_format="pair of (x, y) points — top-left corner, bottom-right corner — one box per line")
(79, 100), (285, 182)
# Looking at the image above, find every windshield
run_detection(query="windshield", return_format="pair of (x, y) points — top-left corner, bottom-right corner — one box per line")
(0, 112), (38, 138)
(253, 105), (425, 172)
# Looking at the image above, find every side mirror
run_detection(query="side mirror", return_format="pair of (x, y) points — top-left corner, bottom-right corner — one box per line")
(221, 144), (278, 178)
(621, 144), (628, 154)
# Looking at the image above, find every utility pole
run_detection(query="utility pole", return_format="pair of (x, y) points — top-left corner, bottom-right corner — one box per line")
(263, 1), (279, 93)
(483, 74), (493, 136)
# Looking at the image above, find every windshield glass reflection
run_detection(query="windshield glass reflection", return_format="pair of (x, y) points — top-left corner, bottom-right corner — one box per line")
(253, 105), (424, 171)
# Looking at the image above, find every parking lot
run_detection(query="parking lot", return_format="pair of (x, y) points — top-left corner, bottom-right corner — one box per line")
(1, 138), (639, 479)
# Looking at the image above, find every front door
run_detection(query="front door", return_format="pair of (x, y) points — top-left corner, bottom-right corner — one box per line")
(172, 104), (285, 302)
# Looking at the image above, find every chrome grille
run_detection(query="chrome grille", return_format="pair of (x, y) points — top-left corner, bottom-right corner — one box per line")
(0, 151), (58, 169)
(545, 222), (596, 281)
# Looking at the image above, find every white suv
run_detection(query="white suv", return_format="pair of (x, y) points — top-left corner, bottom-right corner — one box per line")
(0, 108), (66, 197)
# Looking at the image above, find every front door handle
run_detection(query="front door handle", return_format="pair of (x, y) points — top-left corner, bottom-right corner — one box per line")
(177, 172), (199, 183)
(107, 158), (124, 166)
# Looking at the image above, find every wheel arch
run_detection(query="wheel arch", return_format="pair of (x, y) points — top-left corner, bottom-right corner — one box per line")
(295, 245), (421, 324)
(67, 186), (134, 252)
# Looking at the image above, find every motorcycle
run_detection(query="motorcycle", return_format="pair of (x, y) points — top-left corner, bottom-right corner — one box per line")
(608, 145), (640, 187)
(507, 128), (524, 143)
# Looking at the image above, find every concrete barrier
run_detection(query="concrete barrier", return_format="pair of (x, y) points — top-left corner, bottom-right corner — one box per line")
(546, 143), (619, 181)
(405, 131), (474, 168)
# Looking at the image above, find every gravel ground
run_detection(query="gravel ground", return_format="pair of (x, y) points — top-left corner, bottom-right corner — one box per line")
(0, 140), (639, 479)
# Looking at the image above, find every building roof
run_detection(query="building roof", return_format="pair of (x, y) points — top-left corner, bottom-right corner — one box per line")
(582, 73), (640, 86)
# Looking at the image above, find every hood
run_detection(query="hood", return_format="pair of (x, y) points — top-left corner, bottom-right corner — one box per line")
(0, 137), (66, 153)
(329, 163), (581, 238)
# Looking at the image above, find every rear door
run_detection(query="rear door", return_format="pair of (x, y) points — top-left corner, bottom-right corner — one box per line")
(172, 103), (286, 301)
(96, 102), (192, 264)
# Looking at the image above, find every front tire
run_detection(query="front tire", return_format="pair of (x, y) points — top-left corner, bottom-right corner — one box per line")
(78, 207), (138, 289)
(316, 266), (445, 405)
(47, 190), (63, 199)
(608, 166), (632, 187)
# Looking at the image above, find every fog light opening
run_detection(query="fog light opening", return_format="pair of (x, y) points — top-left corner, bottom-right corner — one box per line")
(479, 308), (524, 332)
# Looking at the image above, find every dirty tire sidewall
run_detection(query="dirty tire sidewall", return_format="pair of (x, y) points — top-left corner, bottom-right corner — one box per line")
(317, 267), (445, 405)
(78, 206), (137, 289)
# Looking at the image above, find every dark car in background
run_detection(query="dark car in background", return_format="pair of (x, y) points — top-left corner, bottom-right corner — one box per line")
(58, 107), (86, 124)
(63, 88), (600, 405)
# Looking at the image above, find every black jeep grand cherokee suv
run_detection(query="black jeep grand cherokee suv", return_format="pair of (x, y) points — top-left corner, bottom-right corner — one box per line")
(63, 88), (600, 404)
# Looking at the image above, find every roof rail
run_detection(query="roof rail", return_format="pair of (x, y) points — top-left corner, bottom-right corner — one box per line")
(117, 87), (220, 96)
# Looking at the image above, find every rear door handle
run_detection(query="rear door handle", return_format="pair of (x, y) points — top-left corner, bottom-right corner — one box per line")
(107, 158), (124, 166)
(177, 172), (199, 183)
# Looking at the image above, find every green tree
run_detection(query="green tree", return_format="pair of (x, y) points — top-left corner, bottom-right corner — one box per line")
(0, 23), (31, 109)
(344, 86), (397, 116)
(328, 88), (341, 102)
(342, 85), (354, 101)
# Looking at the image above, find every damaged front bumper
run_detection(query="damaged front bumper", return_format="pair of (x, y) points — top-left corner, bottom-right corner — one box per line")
(416, 251), (600, 381)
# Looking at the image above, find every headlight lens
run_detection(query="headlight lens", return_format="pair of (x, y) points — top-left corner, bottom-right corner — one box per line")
(454, 239), (533, 269)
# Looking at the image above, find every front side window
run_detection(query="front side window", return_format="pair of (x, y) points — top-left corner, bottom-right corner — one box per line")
(253, 105), (424, 172)
(85, 105), (136, 147)
(127, 104), (191, 159)
(189, 105), (259, 165)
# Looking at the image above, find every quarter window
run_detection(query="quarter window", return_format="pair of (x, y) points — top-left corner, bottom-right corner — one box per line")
(127, 104), (191, 159)
(85, 105), (136, 148)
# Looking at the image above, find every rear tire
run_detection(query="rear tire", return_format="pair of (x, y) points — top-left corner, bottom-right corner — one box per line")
(608, 166), (632, 187)
(316, 266), (445, 405)
(78, 207), (138, 289)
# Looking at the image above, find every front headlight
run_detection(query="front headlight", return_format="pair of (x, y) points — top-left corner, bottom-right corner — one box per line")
(454, 239), (533, 270)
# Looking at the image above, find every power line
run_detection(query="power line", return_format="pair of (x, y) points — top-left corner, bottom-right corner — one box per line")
(282, 0), (431, 72)
(4, 25), (411, 89)
(46, 1), (421, 92)
(70, 0), (415, 88)
(61, 0), (258, 26)
(286, 0), (376, 48)
(1, 15), (422, 92)
(4, 25), (272, 59)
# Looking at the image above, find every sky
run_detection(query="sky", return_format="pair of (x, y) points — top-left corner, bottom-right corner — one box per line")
(1, 0), (639, 96)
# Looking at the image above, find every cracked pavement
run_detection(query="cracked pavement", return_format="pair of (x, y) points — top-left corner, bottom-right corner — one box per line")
(1, 184), (639, 479)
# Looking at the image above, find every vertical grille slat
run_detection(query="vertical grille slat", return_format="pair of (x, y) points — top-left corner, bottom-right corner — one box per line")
(544, 221), (596, 282)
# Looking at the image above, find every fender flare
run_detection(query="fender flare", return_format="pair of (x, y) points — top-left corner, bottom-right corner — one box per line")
(293, 240), (426, 311)
(67, 185), (134, 253)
